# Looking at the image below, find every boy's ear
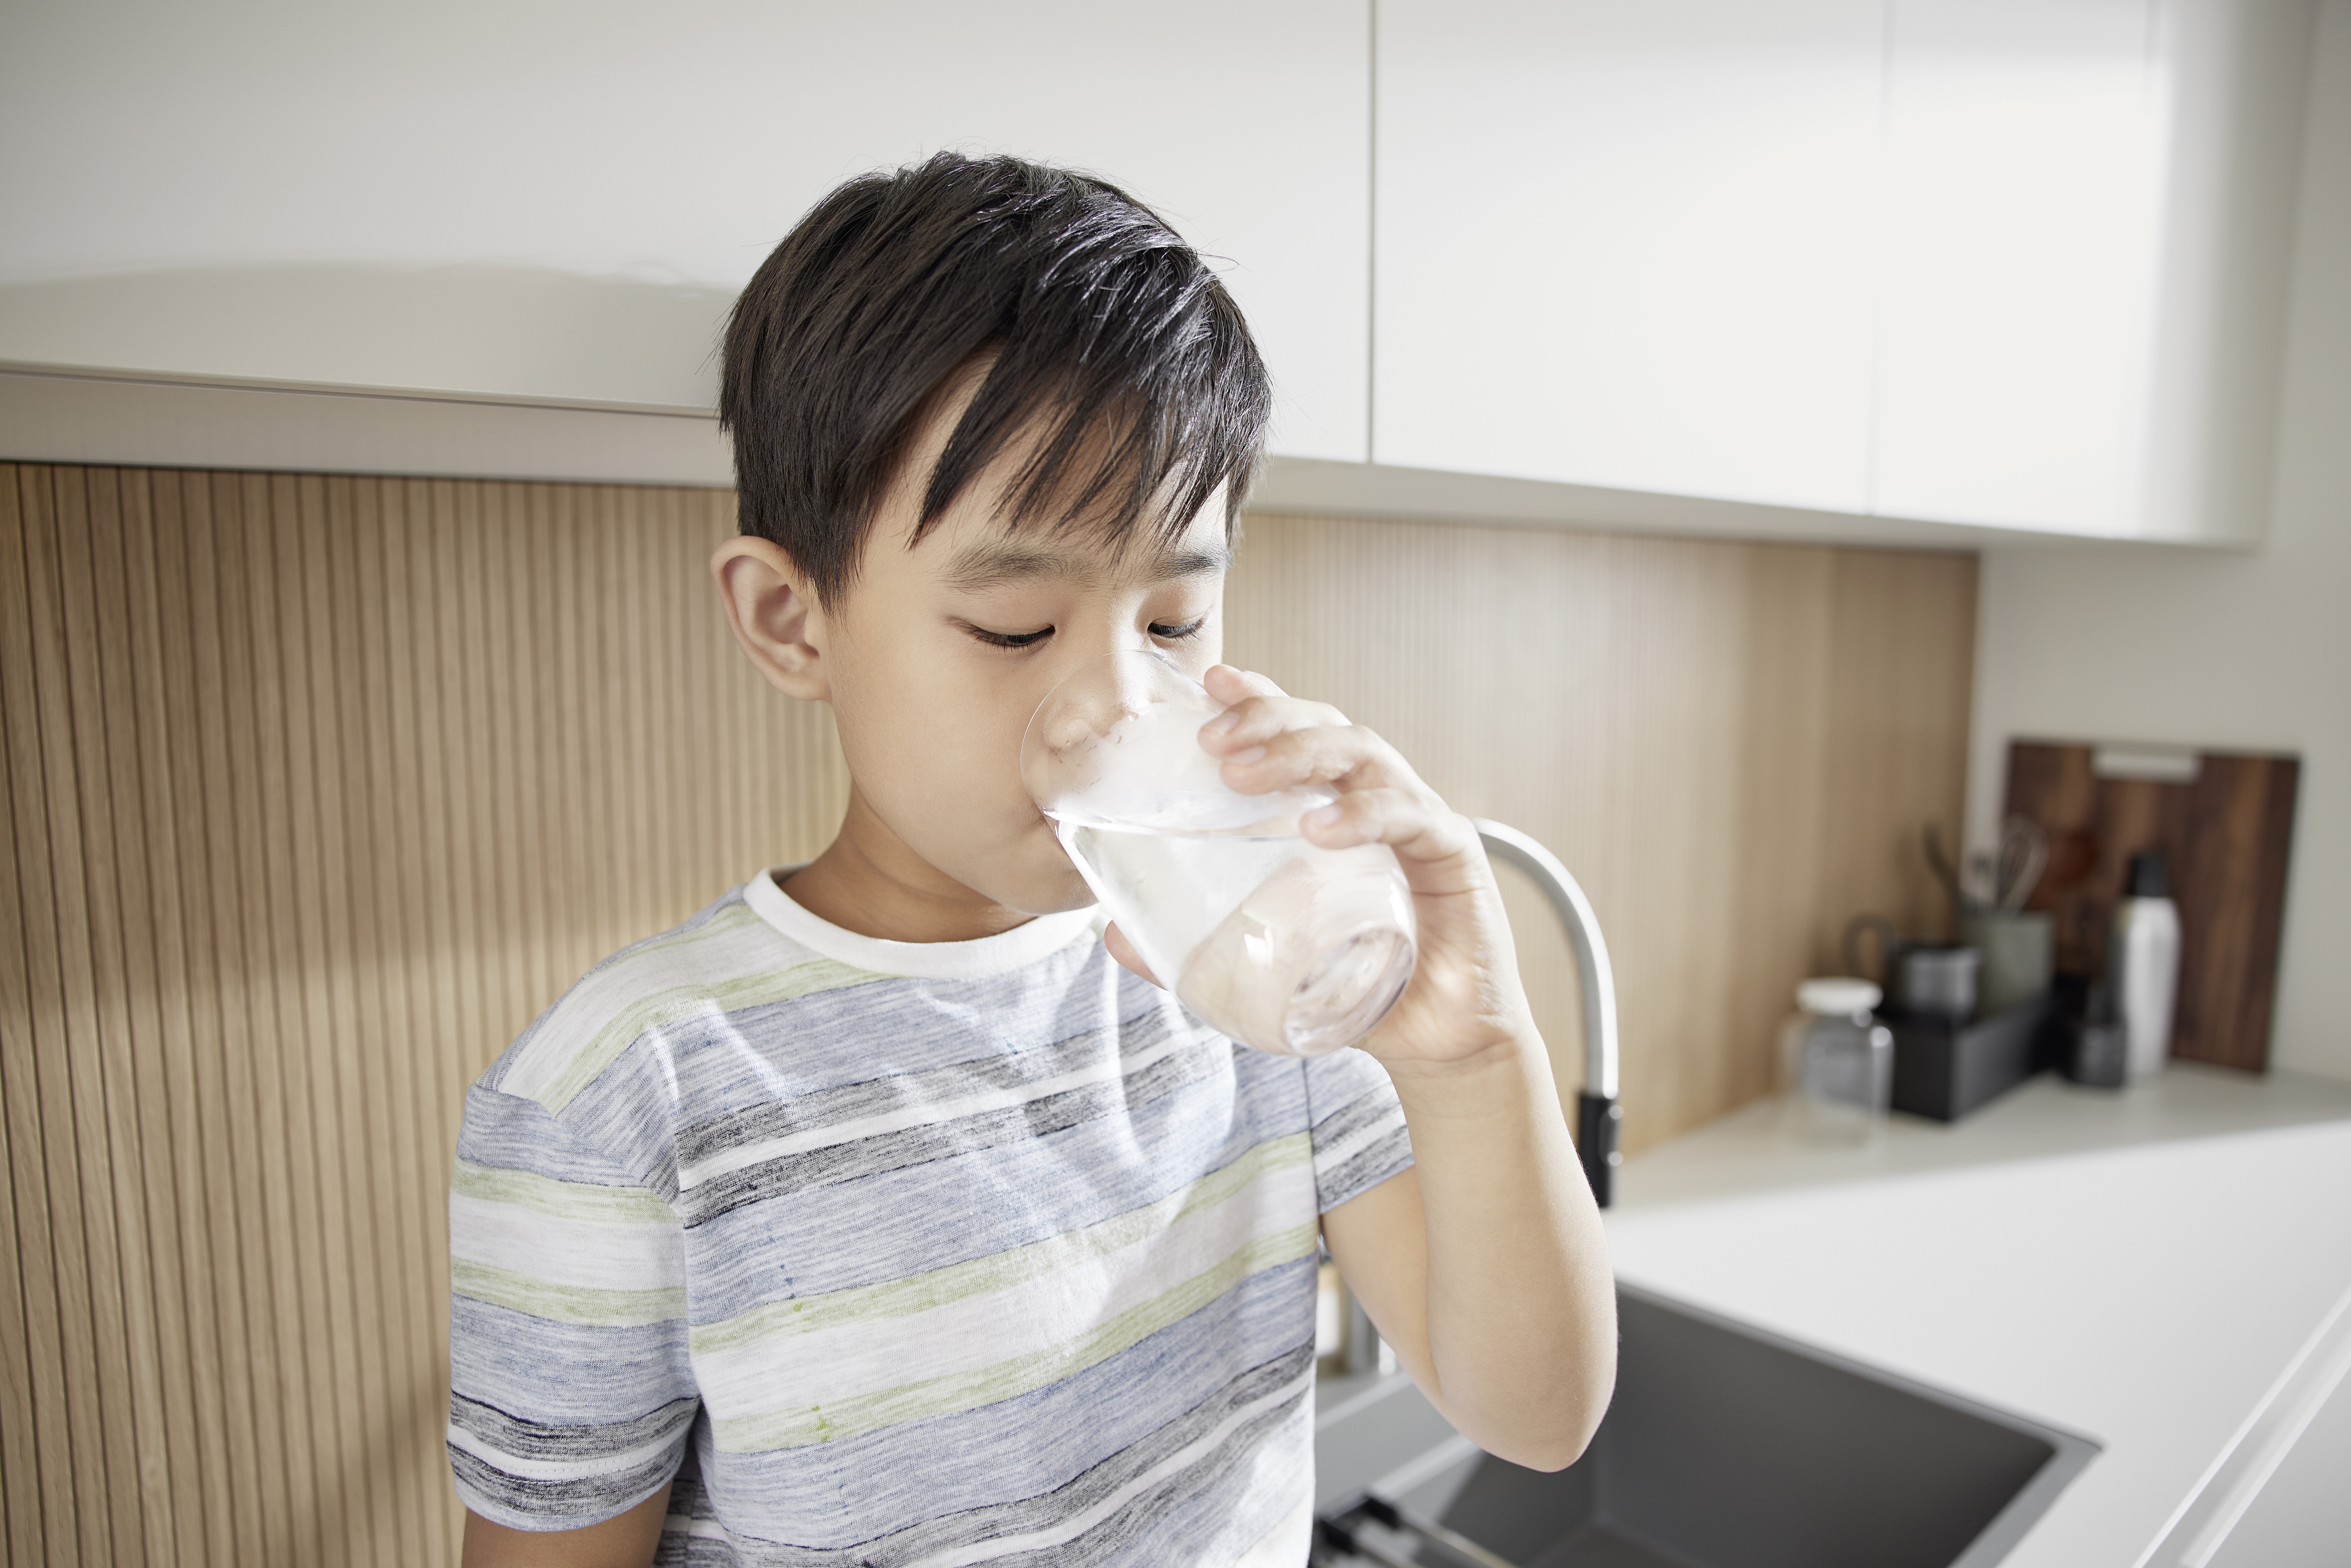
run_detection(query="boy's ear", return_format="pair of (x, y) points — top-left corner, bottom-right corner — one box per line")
(711, 537), (831, 702)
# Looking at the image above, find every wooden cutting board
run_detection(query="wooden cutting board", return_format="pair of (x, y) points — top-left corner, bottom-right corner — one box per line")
(2003, 742), (2299, 1072)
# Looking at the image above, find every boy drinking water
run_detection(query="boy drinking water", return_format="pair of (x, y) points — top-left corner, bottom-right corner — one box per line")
(449, 152), (1614, 1568)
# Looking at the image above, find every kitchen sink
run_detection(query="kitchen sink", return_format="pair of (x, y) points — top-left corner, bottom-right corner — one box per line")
(1313, 1286), (2098, 1568)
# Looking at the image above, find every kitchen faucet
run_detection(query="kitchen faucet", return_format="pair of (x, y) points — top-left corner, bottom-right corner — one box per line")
(1473, 821), (1621, 1207)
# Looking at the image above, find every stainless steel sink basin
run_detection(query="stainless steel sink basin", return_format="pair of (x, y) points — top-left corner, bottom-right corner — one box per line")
(1314, 1287), (2098, 1568)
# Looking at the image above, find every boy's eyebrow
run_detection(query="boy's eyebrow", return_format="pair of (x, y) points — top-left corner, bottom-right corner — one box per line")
(942, 539), (1233, 591)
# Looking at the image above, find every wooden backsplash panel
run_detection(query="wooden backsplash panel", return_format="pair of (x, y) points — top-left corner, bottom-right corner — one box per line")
(1224, 513), (1976, 1151)
(2, 463), (847, 1568)
(2, 467), (1975, 1568)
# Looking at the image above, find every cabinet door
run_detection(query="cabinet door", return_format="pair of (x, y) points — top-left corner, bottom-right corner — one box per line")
(1870, 0), (2163, 535)
(1374, 0), (1883, 512)
(0, 0), (1370, 460)
(774, 0), (1372, 462)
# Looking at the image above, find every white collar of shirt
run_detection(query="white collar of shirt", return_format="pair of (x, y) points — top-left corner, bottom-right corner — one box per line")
(744, 866), (1099, 981)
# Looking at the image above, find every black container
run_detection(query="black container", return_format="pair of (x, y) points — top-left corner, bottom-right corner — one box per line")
(2059, 1015), (2129, 1088)
(2049, 973), (2128, 1089)
(1887, 998), (2054, 1122)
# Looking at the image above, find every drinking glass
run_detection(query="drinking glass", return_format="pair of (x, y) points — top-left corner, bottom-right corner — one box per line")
(1019, 651), (1416, 1057)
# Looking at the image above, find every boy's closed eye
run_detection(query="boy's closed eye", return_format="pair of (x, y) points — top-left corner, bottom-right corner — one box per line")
(962, 622), (1055, 649)
(958, 618), (1208, 650)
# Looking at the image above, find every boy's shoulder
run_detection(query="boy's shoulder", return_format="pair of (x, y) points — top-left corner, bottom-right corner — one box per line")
(474, 878), (886, 1125)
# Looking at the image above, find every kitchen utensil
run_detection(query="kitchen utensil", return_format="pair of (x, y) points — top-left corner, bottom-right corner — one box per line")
(1927, 819), (2046, 918)
(1995, 817), (2048, 913)
(1843, 915), (1981, 1020)
(1924, 823), (1972, 917)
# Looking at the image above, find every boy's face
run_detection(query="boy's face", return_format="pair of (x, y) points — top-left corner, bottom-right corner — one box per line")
(830, 476), (1231, 915)
(725, 388), (1233, 920)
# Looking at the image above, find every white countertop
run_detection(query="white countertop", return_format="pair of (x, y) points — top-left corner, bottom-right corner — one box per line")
(1602, 1065), (2351, 1567)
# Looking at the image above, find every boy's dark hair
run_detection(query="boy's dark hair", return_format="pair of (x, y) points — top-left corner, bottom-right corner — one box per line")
(721, 152), (1272, 607)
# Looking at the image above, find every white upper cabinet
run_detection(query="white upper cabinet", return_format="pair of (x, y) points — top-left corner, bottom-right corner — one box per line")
(0, 0), (1370, 461)
(1876, 0), (2309, 542)
(1872, 0), (2164, 537)
(1373, 0), (2309, 543)
(1375, 0), (1887, 514)
(6, 0), (2305, 528)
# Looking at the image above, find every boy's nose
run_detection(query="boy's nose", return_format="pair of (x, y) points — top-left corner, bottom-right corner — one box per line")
(1025, 652), (1158, 777)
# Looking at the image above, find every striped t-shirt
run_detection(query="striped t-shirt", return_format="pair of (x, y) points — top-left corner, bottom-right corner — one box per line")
(448, 868), (1414, 1566)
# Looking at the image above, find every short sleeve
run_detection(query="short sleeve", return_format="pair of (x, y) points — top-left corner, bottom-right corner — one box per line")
(1301, 1047), (1414, 1213)
(447, 1083), (698, 1531)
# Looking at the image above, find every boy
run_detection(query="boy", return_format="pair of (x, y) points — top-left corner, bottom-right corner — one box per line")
(449, 152), (1613, 1568)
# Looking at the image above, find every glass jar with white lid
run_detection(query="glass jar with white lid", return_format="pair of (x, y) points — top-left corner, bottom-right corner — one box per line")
(1780, 977), (1894, 1144)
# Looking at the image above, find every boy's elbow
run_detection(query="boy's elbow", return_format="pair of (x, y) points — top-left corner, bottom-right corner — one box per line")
(1511, 1440), (1587, 1475)
(1469, 1351), (1617, 1473)
(1487, 1411), (1600, 1474)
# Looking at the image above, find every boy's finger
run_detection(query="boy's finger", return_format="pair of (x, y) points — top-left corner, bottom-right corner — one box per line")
(1200, 694), (1351, 751)
(1202, 665), (1286, 704)
(1218, 723), (1420, 796)
(1302, 791), (1487, 882)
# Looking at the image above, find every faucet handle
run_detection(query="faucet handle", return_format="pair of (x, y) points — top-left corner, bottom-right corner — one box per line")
(1577, 1091), (1622, 1208)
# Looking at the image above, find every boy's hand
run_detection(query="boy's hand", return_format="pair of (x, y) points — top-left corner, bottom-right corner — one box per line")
(1181, 664), (1538, 1076)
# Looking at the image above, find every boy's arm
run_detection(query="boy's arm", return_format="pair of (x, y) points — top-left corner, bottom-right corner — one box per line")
(1320, 1069), (1610, 1471)
(462, 1486), (671, 1568)
(447, 1085), (698, 1554)
(1194, 667), (1616, 1471)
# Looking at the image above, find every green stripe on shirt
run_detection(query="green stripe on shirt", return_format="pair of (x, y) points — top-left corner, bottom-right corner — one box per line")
(452, 1160), (678, 1224)
(453, 1257), (687, 1328)
(711, 1221), (1321, 1453)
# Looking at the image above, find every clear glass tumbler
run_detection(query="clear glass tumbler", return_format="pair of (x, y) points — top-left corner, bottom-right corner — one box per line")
(1019, 652), (1416, 1057)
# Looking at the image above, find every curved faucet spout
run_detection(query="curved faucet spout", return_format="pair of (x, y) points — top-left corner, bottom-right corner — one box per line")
(1473, 819), (1622, 1207)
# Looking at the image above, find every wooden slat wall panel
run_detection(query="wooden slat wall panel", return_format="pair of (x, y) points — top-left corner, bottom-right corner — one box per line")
(1223, 513), (1977, 1152)
(2, 463), (850, 1567)
(1, 468), (1974, 1566)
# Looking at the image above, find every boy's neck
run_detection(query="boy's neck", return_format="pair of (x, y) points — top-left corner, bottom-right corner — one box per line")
(780, 789), (1042, 944)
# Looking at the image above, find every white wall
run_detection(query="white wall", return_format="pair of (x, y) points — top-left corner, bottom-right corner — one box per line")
(1967, 0), (2351, 1081)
